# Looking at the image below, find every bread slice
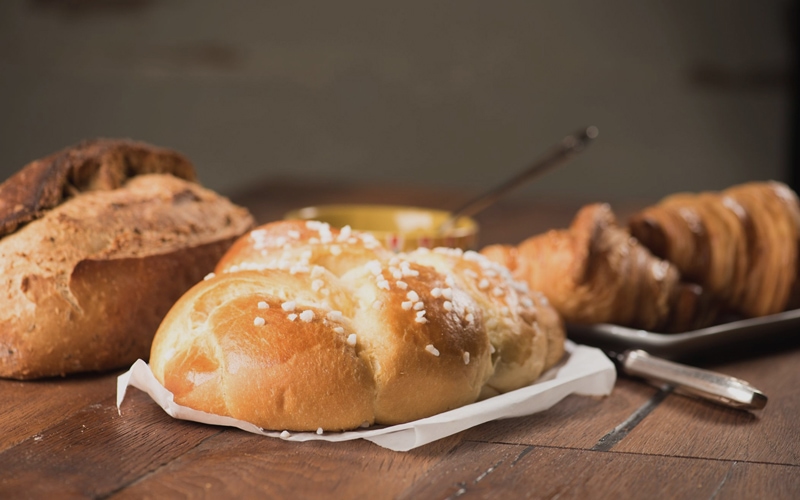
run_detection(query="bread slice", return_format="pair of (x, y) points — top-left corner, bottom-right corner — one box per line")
(0, 140), (254, 379)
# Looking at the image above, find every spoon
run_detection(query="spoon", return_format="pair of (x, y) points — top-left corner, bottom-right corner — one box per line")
(439, 125), (599, 234)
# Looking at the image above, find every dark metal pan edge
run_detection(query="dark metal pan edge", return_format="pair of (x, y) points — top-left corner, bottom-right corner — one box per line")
(566, 309), (800, 361)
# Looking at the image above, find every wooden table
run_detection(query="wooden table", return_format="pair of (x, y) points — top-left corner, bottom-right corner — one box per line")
(2, 181), (799, 499)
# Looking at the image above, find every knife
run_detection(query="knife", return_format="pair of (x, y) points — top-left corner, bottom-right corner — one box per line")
(608, 349), (768, 411)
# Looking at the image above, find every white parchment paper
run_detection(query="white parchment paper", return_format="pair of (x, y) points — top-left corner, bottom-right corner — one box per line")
(117, 341), (616, 452)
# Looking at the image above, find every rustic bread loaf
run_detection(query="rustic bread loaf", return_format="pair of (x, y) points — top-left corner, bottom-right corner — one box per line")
(149, 220), (565, 431)
(0, 140), (254, 379)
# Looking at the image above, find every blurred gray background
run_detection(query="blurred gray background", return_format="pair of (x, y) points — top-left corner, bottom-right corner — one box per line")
(0, 0), (795, 203)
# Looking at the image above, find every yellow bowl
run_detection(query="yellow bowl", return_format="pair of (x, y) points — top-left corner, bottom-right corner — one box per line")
(284, 204), (479, 252)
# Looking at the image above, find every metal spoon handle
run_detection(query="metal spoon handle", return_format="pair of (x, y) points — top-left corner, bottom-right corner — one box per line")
(620, 349), (768, 410)
(442, 125), (598, 231)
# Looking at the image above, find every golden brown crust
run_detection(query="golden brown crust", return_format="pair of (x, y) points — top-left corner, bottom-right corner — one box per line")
(151, 272), (376, 431)
(151, 220), (565, 430)
(342, 259), (493, 423)
(0, 138), (196, 238)
(402, 248), (562, 396)
(0, 174), (254, 379)
(630, 181), (800, 318)
(481, 203), (711, 333)
(531, 292), (566, 371)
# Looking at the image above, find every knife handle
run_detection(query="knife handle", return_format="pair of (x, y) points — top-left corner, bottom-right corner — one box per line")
(619, 349), (768, 410)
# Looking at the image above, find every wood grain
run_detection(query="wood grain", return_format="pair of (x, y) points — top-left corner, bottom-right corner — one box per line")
(111, 428), (464, 499)
(0, 389), (219, 498)
(616, 346), (800, 465)
(462, 378), (659, 449)
(397, 441), (799, 500)
(0, 371), (118, 452)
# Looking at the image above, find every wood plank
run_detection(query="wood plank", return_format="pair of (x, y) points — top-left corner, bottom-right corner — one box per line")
(616, 345), (800, 465)
(462, 378), (660, 449)
(0, 388), (220, 498)
(717, 462), (800, 500)
(397, 441), (800, 500)
(0, 371), (118, 452)
(110, 428), (464, 499)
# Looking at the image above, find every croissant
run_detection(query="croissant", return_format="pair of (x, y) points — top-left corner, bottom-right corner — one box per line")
(149, 220), (565, 431)
(629, 181), (800, 318)
(481, 203), (712, 333)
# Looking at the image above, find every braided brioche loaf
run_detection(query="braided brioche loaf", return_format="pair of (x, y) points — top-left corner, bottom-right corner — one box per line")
(149, 220), (565, 431)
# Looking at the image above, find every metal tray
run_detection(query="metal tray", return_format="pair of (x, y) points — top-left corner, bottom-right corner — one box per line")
(567, 308), (800, 361)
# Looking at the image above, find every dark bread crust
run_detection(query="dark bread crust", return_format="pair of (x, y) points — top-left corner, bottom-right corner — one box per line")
(0, 138), (196, 238)
(0, 140), (254, 379)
